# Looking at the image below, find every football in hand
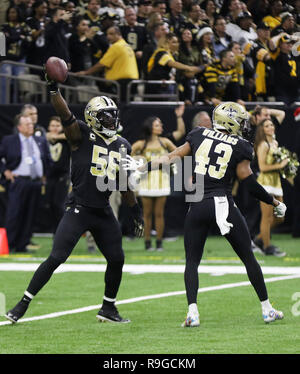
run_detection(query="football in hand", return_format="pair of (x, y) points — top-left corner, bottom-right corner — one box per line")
(45, 57), (68, 83)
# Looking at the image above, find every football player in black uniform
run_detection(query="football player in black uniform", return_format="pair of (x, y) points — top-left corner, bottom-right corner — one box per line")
(124, 102), (286, 326)
(5, 77), (144, 325)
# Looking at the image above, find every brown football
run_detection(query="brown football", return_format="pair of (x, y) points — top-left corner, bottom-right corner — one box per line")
(45, 57), (68, 83)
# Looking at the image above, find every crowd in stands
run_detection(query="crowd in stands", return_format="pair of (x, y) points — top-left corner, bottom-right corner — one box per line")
(0, 0), (300, 104)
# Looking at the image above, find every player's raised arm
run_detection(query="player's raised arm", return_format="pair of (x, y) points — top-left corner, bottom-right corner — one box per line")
(45, 69), (82, 148)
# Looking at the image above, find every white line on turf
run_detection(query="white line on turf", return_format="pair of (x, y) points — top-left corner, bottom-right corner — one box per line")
(0, 273), (300, 327)
(1, 263), (300, 274)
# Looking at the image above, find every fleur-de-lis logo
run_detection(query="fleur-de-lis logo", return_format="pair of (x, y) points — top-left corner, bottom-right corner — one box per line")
(226, 105), (237, 119)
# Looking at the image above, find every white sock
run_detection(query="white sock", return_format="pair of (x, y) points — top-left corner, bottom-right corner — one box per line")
(24, 290), (34, 299)
(261, 299), (273, 313)
(188, 303), (199, 316)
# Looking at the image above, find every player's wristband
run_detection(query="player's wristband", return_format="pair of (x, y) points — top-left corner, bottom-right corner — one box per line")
(62, 113), (76, 128)
(242, 174), (273, 205)
(47, 81), (59, 95)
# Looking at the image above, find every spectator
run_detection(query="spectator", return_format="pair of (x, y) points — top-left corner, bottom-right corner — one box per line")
(271, 12), (297, 36)
(44, 7), (72, 67)
(212, 15), (232, 58)
(253, 118), (288, 257)
(164, 104), (187, 143)
(0, 115), (51, 253)
(136, 0), (152, 26)
(20, 103), (46, 250)
(226, 11), (257, 47)
(191, 110), (212, 128)
(45, 116), (71, 233)
(229, 41), (254, 100)
(201, 0), (218, 28)
(234, 11), (258, 48)
(249, 21), (276, 100)
(146, 11), (163, 31)
(196, 26), (216, 66)
(15, 0), (34, 21)
(20, 104), (46, 138)
(120, 6), (149, 75)
(68, 16), (98, 75)
(77, 26), (139, 103)
(146, 32), (201, 97)
(99, 0), (126, 21)
(92, 12), (116, 64)
(247, 0), (270, 25)
(47, 0), (62, 18)
(99, 10), (121, 32)
(176, 28), (202, 104)
(166, 0), (187, 36)
(203, 48), (244, 106)
(185, 2), (209, 43)
(152, 0), (168, 22)
(273, 35), (299, 105)
(131, 116), (177, 251)
(249, 104), (286, 144)
(83, 0), (102, 31)
(0, 6), (32, 104)
(222, 0), (243, 23)
(142, 22), (169, 79)
(146, 17), (169, 41)
(262, 0), (283, 29)
(26, 0), (50, 70)
(63, 1), (76, 14)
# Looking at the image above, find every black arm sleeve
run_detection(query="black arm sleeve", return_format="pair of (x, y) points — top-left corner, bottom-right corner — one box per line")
(241, 174), (273, 205)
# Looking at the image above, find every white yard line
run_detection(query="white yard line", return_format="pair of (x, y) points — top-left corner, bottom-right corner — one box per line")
(1, 262), (300, 274)
(1, 273), (300, 327)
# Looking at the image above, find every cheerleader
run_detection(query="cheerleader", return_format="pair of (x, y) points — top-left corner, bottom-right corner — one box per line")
(131, 116), (176, 251)
(254, 118), (289, 256)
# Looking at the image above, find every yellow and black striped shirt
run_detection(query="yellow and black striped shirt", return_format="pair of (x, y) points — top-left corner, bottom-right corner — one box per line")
(204, 61), (239, 100)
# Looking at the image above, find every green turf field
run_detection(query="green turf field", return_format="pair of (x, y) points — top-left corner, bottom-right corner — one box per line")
(0, 234), (300, 355)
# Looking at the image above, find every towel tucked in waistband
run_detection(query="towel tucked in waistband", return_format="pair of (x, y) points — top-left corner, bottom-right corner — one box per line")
(213, 196), (233, 235)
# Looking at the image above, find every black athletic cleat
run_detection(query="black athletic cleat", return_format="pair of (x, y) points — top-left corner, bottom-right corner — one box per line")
(96, 306), (131, 323)
(5, 301), (29, 323)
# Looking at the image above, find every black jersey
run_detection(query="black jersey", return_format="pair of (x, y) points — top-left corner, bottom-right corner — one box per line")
(186, 127), (253, 199)
(119, 24), (148, 53)
(70, 120), (131, 208)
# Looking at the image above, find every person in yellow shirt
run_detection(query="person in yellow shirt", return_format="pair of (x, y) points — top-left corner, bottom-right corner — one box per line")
(77, 26), (139, 102)
(262, 0), (283, 29)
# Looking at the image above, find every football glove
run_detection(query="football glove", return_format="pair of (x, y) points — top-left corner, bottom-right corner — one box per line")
(273, 201), (286, 218)
(43, 66), (59, 94)
(130, 203), (144, 238)
(121, 155), (145, 173)
(121, 155), (147, 191)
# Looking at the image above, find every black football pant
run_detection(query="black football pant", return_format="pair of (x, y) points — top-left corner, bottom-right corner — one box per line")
(184, 197), (268, 305)
(26, 204), (124, 301)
